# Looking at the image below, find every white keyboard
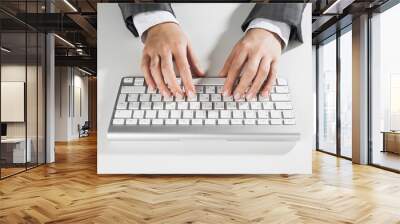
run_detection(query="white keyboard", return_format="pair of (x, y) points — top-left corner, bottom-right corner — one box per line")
(110, 77), (295, 126)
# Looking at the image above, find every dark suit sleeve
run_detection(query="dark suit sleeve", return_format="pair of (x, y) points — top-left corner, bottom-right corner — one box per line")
(242, 3), (306, 44)
(118, 3), (175, 37)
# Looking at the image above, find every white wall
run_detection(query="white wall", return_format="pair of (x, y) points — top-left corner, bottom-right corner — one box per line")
(54, 67), (89, 141)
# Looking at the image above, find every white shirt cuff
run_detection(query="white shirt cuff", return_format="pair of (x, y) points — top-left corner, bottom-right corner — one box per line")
(132, 10), (179, 37)
(246, 18), (291, 48)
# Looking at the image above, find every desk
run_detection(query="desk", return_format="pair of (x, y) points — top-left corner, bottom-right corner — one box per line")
(1, 138), (31, 163)
(382, 131), (400, 154)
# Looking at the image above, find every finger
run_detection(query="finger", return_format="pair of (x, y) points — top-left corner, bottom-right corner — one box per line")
(233, 55), (261, 100)
(140, 54), (156, 90)
(187, 42), (205, 77)
(246, 57), (270, 100)
(174, 47), (196, 98)
(149, 55), (170, 97)
(261, 60), (279, 97)
(222, 50), (247, 96)
(160, 51), (182, 97)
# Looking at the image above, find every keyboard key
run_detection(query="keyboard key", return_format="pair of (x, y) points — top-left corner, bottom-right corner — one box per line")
(124, 77), (134, 84)
(244, 119), (256, 125)
(233, 110), (243, 118)
(226, 102), (236, 109)
(165, 119), (176, 125)
(170, 110), (181, 118)
(216, 86), (224, 94)
(141, 102), (152, 109)
(218, 119), (229, 125)
(231, 119), (243, 125)
(121, 86), (145, 93)
(220, 110), (231, 118)
(205, 119), (216, 125)
(275, 102), (292, 110)
(177, 102), (188, 110)
(262, 102), (274, 110)
(152, 119), (163, 125)
(190, 102), (200, 110)
(118, 94), (127, 103)
(258, 95), (270, 101)
(258, 110), (269, 118)
(187, 95), (198, 101)
(275, 86), (289, 93)
(133, 110), (144, 118)
(250, 102), (262, 110)
(276, 78), (287, 86)
(257, 119), (269, 125)
(283, 111), (294, 118)
(158, 110), (169, 118)
(211, 94), (221, 101)
(126, 119), (137, 125)
(284, 119), (296, 125)
(113, 119), (124, 125)
(145, 110), (157, 118)
(214, 102), (224, 110)
(245, 110), (256, 119)
(139, 119), (150, 125)
(205, 86), (215, 93)
(117, 102), (127, 110)
(115, 110), (132, 118)
(134, 78), (144, 85)
(223, 95), (233, 101)
(165, 102), (176, 110)
(183, 110), (194, 118)
(196, 110), (206, 118)
(139, 94), (150, 101)
(153, 102), (163, 110)
(178, 119), (190, 125)
(163, 96), (173, 101)
(270, 119), (283, 125)
(151, 94), (162, 101)
(202, 102), (212, 110)
(270, 111), (282, 119)
(271, 94), (290, 102)
(129, 102), (140, 110)
(191, 119), (203, 125)
(199, 94), (209, 101)
(238, 102), (249, 110)
(147, 87), (157, 94)
(208, 110), (219, 119)
(195, 86), (204, 93)
(127, 94), (139, 101)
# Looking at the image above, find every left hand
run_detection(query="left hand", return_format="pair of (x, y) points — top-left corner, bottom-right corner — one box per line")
(219, 28), (283, 100)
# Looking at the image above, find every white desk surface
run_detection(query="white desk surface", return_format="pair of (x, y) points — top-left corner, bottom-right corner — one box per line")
(1, 138), (27, 144)
(97, 3), (313, 174)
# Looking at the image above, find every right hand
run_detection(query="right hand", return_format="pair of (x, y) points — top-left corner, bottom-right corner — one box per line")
(141, 22), (204, 98)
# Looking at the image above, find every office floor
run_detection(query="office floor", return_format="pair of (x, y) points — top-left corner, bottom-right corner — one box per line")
(0, 135), (400, 223)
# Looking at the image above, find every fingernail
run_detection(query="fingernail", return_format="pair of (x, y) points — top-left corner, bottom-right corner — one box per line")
(246, 93), (254, 101)
(234, 92), (242, 100)
(261, 91), (269, 97)
(187, 91), (195, 99)
(162, 90), (169, 97)
(176, 92), (183, 99)
(223, 90), (230, 97)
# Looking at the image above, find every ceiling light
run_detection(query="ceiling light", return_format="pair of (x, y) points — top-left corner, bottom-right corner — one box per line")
(78, 67), (93, 76)
(1, 47), (11, 53)
(54, 34), (75, 48)
(63, 0), (78, 12)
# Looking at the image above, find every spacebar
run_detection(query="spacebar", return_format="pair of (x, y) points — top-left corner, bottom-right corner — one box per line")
(187, 78), (225, 86)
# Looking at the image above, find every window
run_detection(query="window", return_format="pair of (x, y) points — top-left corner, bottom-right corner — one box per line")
(317, 37), (337, 154)
(370, 3), (400, 171)
(339, 29), (352, 158)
